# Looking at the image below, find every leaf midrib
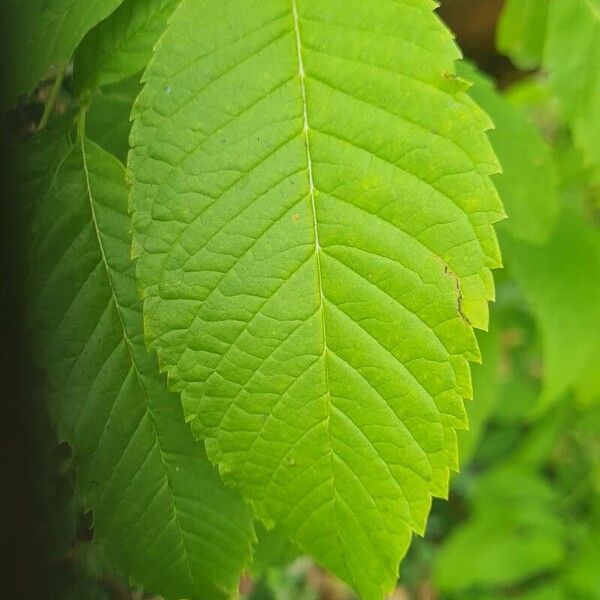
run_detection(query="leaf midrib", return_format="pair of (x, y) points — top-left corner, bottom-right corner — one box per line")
(291, 0), (354, 584)
(79, 132), (202, 597)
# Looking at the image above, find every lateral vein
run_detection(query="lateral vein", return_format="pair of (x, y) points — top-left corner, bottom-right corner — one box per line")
(291, 0), (329, 351)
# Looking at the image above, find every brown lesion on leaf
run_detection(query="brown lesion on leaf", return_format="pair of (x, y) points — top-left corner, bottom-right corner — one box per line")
(443, 263), (472, 326)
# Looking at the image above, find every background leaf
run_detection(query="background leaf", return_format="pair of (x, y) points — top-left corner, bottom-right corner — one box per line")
(29, 134), (255, 600)
(496, 0), (549, 71)
(457, 60), (559, 245)
(458, 325), (500, 466)
(75, 0), (180, 91)
(86, 76), (141, 162)
(435, 466), (566, 593)
(545, 0), (600, 181)
(2, 0), (124, 107)
(501, 208), (600, 408)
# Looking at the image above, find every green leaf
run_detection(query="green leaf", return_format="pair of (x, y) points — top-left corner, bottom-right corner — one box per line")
(129, 2), (503, 597)
(496, 0), (549, 70)
(14, 116), (74, 207)
(29, 133), (255, 600)
(517, 584), (566, 600)
(563, 520), (600, 597)
(473, 583), (565, 600)
(251, 525), (300, 577)
(545, 0), (600, 180)
(501, 208), (600, 408)
(3, 0), (124, 106)
(457, 325), (500, 466)
(75, 0), (180, 90)
(435, 467), (566, 592)
(86, 76), (141, 162)
(457, 61), (559, 245)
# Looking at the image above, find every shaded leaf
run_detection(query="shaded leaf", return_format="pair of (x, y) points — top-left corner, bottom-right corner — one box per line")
(251, 525), (300, 577)
(435, 467), (566, 592)
(3, 0), (124, 107)
(75, 0), (179, 90)
(86, 76), (141, 162)
(29, 133), (255, 599)
(458, 61), (559, 245)
(496, 0), (549, 70)
(458, 326), (500, 466)
(501, 209), (600, 407)
(546, 0), (600, 180)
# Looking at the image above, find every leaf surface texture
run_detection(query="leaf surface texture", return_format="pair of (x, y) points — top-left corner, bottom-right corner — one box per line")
(129, 1), (504, 596)
(30, 135), (255, 600)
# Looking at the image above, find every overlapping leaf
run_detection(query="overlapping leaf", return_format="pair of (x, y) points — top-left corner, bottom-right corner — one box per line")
(435, 467), (566, 593)
(129, 1), (504, 596)
(546, 0), (600, 180)
(458, 61), (559, 245)
(502, 208), (600, 408)
(457, 325), (500, 466)
(29, 133), (255, 599)
(251, 524), (300, 577)
(496, 0), (549, 70)
(86, 76), (142, 162)
(75, 0), (180, 90)
(2, 0), (124, 106)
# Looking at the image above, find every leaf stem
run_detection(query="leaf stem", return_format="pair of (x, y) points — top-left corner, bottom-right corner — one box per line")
(38, 64), (66, 131)
(77, 105), (87, 138)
